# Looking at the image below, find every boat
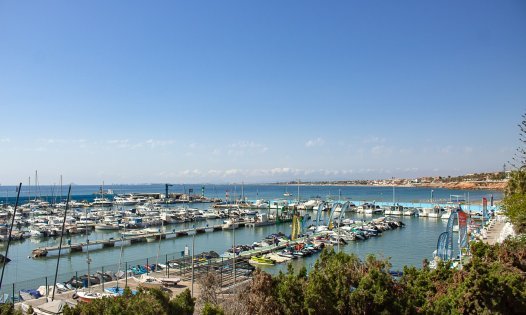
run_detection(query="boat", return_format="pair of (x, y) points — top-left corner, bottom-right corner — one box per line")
(389, 205), (404, 216)
(113, 195), (139, 206)
(403, 208), (417, 216)
(277, 249), (296, 259)
(75, 291), (112, 302)
(428, 206), (443, 218)
(94, 222), (120, 231)
(157, 277), (181, 287)
(104, 286), (137, 296)
(133, 274), (164, 289)
(91, 198), (113, 207)
(418, 208), (431, 217)
(222, 219), (239, 230)
(249, 255), (275, 265)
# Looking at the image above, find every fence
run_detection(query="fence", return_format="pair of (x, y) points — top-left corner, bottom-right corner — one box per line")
(0, 249), (253, 304)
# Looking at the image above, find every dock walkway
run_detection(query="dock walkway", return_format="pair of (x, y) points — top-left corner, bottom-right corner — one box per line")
(31, 224), (225, 258)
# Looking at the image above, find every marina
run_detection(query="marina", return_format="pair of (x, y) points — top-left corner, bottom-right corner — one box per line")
(0, 184), (502, 300)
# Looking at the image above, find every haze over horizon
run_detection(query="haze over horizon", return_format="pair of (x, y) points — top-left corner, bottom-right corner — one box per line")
(1, 1), (525, 185)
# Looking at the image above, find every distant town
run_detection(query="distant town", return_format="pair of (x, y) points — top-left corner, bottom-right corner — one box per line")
(277, 171), (508, 190)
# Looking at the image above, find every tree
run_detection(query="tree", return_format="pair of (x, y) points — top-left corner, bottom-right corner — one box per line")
(0, 304), (23, 315)
(62, 288), (194, 315)
(197, 271), (221, 307)
(171, 288), (196, 315)
(505, 170), (526, 196)
(502, 192), (526, 233)
(511, 113), (526, 169)
(201, 303), (225, 315)
(275, 264), (307, 315)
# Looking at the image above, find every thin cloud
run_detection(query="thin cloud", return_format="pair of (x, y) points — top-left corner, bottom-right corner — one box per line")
(227, 141), (268, 156)
(145, 139), (176, 148)
(305, 137), (325, 148)
(362, 136), (386, 144)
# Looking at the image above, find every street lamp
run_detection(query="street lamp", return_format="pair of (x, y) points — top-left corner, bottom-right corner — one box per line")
(191, 224), (195, 297)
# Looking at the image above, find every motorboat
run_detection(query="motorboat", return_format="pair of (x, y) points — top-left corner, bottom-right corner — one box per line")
(249, 255), (275, 265)
(222, 219), (239, 230)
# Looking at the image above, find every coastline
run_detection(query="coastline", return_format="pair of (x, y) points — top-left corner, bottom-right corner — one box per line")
(273, 182), (506, 191)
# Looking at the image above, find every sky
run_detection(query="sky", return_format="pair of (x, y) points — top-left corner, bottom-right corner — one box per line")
(0, 1), (525, 184)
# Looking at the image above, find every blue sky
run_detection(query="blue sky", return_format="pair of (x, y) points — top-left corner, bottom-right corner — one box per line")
(0, 1), (525, 184)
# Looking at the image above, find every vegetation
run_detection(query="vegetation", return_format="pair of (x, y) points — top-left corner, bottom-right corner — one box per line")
(0, 303), (23, 315)
(62, 288), (195, 315)
(22, 236), (521, 314)
(215, 240), (526, 315)
(503, 113), (526, 232)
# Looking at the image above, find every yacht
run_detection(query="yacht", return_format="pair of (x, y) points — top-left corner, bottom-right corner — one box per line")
(91, 198), (113, 207)
(222, 219), (239, 230)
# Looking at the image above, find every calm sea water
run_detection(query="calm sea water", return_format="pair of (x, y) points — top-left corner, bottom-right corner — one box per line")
(0, 184), (501, 291)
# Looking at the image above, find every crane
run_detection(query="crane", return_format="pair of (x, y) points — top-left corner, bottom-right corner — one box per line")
(165, 183), (173, 199)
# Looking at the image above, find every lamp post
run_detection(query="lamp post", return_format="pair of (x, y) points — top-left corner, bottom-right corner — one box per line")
(232, 220), (236, 285)
(191, 224), (195, 297)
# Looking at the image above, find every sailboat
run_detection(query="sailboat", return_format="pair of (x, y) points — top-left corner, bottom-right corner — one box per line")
(76, 204), (114, 302)
(283, 185), (292, 197)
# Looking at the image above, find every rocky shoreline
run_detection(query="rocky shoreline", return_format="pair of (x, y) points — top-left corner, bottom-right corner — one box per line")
(277, 181), (506, 191)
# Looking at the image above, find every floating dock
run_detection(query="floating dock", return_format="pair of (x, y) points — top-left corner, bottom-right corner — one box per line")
(31, 224), (227, 258)
(30, 220), (283, 258)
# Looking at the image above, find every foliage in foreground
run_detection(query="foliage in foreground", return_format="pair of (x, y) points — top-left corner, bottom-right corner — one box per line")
(222, 237), (526, 315)
(39, 237), (526, 315)
(503, 170), (526, 233)
(62, 287), (195, 315)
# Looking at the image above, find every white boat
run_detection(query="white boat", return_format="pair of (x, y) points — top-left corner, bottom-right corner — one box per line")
(222, 219), (239, 230)
(253, 200), (270, 209)
(94, 222), (120, 230)
(389, 205), (404, 216)
(403, 208), (416, 216)
(428, 206), (443, 218)
(114, 196), (138, 206)
(91, 198), (113, 207)
(29, 229), (45, 238)
(418, 208), (430, 217)
(202, 210), (221, 219)
(75, 291), (112, 302)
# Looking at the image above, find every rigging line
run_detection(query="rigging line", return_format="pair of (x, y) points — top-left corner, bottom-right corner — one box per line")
(0, 182), (22, 291)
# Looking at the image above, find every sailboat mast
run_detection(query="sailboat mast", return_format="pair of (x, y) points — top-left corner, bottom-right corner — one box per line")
(297, 179), (300, 204)
(85, 207), (91, 291)
(35, 170), (39, 201)
(52, 185), (71, 301)
(0, 183), (22, 291)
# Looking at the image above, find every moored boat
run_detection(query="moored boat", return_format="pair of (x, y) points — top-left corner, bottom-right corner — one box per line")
(249, 255), (275, 265)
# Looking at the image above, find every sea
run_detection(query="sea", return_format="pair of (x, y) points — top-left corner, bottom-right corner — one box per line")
(0, 184), (502, 293)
